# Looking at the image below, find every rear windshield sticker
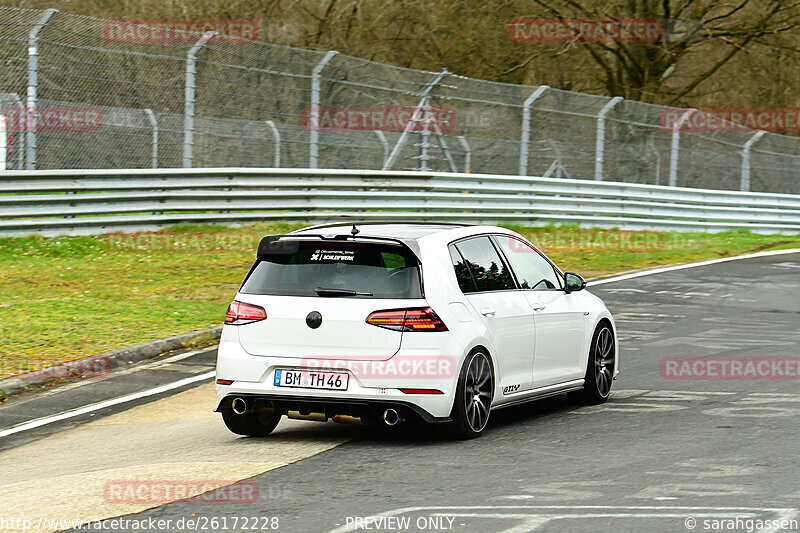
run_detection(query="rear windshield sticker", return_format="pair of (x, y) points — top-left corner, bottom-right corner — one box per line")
(309, 249), (356, 262)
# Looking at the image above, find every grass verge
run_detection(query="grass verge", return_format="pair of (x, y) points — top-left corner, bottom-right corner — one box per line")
(1, 222), (798, 379)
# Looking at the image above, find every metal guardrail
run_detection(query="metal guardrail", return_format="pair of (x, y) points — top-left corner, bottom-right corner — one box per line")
(2, 168), (800, 236)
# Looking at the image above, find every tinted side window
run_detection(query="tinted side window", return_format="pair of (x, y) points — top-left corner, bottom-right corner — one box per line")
(494, 235), (561, 290)
(449, 245), (477, 293)
(453, 237), (515, 292)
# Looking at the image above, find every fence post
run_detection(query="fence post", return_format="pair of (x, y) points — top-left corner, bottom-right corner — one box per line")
(8, 94), (25, 170)
(26, 8), (57, 170)
(594, 96), (623, 181)
(519, 85), (549, 176)
(430, 122), (458, 172)
(457, 135), (471, 173)
(0, 115), (6, 171)
(668, 108), (697, 187)
(648, 141), (661, 185)
(419, 106), (433, 171)
(265, 120), (281, 167)
(144, 108), (158, 169)
(183, 30), (215, 169)
(309, 51), (338, 169)
(741, 130), (766, 192)
(383, 69), (449, 171)
(374, 130), (389, 167)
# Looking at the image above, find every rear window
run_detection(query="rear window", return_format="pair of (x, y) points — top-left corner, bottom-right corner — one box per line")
(240, 241), (422, 298)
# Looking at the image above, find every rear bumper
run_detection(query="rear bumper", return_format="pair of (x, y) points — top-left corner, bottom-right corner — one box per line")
(215, 331), (464, 420)
(214, 393), (452, 423)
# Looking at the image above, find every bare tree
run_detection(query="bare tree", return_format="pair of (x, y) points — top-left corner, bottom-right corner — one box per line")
(526, 0), (800, 104)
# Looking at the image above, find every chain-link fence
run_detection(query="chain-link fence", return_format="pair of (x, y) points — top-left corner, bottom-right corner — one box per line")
(1, 7), (799, 194)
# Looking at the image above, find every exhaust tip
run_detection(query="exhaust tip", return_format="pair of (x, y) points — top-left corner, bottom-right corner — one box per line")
(231, 397), (248, 415)
(382, 408), (402, 426)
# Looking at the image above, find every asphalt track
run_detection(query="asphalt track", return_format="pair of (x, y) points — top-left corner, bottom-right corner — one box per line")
(1, 250), (799, 533)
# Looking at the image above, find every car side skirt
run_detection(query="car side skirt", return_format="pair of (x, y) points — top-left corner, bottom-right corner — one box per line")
(491, 379), (586, 411)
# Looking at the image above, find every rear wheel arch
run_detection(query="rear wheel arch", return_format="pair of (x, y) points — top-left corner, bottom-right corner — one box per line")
(462, 345), (496, 386)
(450, 345), (497, 409)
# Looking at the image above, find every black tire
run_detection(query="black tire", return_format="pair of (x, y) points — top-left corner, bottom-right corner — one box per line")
(221, 407), (280, 437)
(568, 322), (615, 405)
(447, 349), (494, 439)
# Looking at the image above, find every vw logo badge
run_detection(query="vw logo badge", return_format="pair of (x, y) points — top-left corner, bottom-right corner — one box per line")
(306, 311), (322, 329)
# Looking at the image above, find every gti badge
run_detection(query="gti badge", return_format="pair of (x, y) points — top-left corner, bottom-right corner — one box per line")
(306, 311), (322, 329)
(502, 384), (520, 395)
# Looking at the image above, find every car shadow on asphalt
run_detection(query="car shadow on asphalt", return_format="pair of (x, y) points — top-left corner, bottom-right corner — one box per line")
(268, 393), (585, 446)
(225, 393), (588, 446)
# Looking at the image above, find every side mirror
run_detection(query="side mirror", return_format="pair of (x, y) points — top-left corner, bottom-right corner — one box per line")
(564, 272), (586, 294)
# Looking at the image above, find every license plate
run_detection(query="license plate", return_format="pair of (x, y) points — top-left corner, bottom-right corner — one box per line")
(274, 369), (349, 391)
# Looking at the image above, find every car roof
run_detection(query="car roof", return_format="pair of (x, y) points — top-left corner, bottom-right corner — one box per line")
(290, 222), (469, 240)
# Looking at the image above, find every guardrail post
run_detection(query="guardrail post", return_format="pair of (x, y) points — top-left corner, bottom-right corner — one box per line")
(25, 8), (57, 170)
(265, 120), (281, 167)
(741, 130), (767, 192)
(309, 51), (338, 169)
(144, 108), (158, 169)
(183, 30), (215, 169)
(594, 96), (623, 181)
(668, 108), (697, 187)
(519, 85), (549, 176)
(457, 135), (471, 173)
(383, 69), (449, 171)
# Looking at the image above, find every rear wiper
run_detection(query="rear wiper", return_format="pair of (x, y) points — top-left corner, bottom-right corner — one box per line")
(315, 287), (373, 297)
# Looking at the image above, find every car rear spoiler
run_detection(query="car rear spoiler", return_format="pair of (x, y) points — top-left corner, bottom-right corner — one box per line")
(257, 234), (422, 261)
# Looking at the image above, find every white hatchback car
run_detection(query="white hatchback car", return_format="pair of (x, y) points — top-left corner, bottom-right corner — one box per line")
(215, 223), (618, 438)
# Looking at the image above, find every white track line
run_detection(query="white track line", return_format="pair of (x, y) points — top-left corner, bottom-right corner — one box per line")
(4, 247), (799, 440)
(589, 248), (800, 286)
(0, 370), (215, 439)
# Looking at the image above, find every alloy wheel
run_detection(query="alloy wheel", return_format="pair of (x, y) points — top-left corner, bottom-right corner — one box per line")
(464, 352), (493, 432)
(594, 327), (615, 397)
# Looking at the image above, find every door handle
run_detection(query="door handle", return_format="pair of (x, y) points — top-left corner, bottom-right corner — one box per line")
(480, 308), (496, 317)
(531, 305), (546, 311)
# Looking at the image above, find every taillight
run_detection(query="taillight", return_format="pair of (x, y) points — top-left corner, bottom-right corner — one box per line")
(366, 307), (448, 332)
(225, 301), (267, 325)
